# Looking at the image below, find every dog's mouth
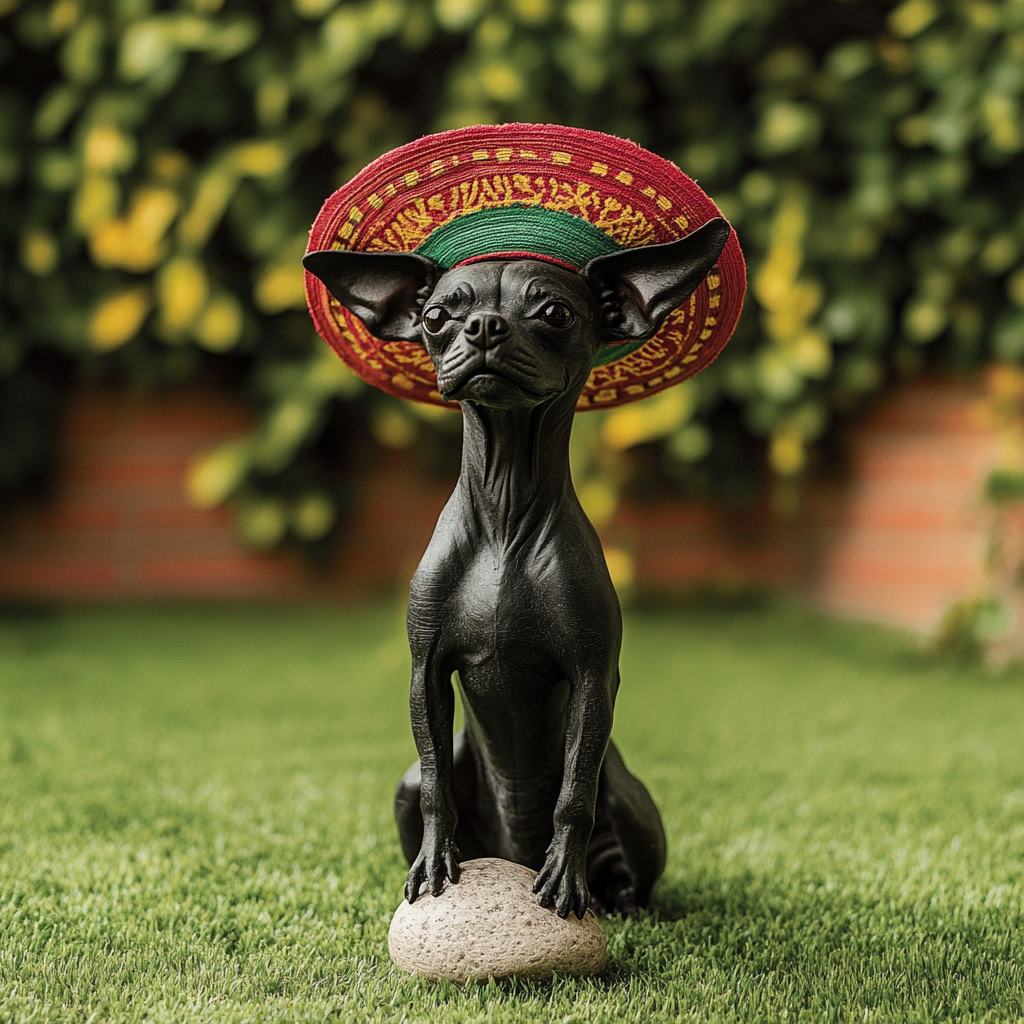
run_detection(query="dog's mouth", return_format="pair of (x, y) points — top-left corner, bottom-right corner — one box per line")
(442, 359), (551, 406)
(446, 371), (546, 405)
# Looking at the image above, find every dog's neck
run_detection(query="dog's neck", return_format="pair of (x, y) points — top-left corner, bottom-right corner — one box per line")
(457, 389), (582, 543)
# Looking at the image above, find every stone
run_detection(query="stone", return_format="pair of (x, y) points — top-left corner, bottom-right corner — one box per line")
(388, 857), (607, 982)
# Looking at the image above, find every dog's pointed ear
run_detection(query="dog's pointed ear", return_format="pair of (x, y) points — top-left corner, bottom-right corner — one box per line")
(303, 249), (441, 342)
(582, 217), (731, 341)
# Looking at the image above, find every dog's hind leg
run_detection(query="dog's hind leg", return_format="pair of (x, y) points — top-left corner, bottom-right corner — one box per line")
(586, 740), (667, 915)
(394, 728), (488, 868)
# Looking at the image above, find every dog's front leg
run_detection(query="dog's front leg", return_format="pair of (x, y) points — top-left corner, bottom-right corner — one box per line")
(534, 673), (614, 919)
(404, 652), (461, 903)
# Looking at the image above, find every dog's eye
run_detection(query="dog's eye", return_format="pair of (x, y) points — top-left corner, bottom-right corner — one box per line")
(422, 307), (452, 333)
(539, 303), (573, 329)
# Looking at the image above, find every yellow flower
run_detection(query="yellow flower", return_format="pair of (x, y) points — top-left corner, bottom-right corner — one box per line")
(83, 125), (136, 173)
(887, 0), (937, 38)
(293, 0), (338, 15)
(130, 187), (179, 239)
(254, 264), (306, 313)
(982, 93), (1022, 153)
(370, 406), (417, 449)
(788, 329), (832, 378)
(292, 493), (335, 541)
(88, 222), (127, 267)
(72, 175), (120, 232)
(49, 0), (81, 33)
(20, 229), (60, 276)
(578, 479), (618, 528)
(479, 62), (523, 102)
(231, 141), (289, 177)
(177, 164), (238, 250)
(237, 498), (287, 549)
(195, 290), (243, 351)
(89, 287), (151, 351)
(508, 0), (550, 22)
(157, 257), (210, 336)
(602, 546), (635, 592)
(436, 0), (484, 31)
(903, 299), (947, 342)
(770, 429), (805, 476)
(186, 439), (251, 508)
(602, 384), (695, 451)
(91, 187), (179, 272)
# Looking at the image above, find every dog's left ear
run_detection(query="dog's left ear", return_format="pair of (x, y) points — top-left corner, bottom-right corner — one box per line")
(582, 217), (731, 341)
(303, 249), (441, 342)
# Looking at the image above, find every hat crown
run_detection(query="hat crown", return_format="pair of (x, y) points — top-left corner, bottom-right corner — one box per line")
(416, 204), (623, 271)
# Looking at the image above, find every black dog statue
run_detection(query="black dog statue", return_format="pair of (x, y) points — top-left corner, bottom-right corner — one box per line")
(304, 216), (730, 919)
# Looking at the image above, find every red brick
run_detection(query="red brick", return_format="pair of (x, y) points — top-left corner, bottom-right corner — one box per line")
(68, 394), (250, 437)
(67, 461), (187, 486)
(2, 506), (121, 532)
(137, 556), (303, 589)
(820, 552), (978, 587)
(0, 558), (120, 594)
(140, 506), (234, 529)
(839, 505), (968, 531)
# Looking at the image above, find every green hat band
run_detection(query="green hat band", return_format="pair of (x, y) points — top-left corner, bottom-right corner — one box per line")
(415, 203), (645, 367)
(415, 204), (624, 270)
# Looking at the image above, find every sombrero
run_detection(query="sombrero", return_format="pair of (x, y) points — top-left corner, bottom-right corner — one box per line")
(305, 124), (745, 410)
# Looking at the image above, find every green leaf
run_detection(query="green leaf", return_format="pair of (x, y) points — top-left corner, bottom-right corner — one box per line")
(985, 468), (1024, 504)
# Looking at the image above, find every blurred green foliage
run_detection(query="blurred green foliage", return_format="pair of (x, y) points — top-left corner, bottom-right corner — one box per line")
(985, 466), (1024, 502)
(2, 0), (1024, 549)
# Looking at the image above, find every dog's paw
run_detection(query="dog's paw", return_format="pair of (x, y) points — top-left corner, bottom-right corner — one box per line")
(533, 842), (590, 920)
(404, 830), (461, 903)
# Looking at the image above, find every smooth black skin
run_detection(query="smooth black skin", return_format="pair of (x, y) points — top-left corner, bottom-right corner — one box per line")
(304, 217), (730, 919)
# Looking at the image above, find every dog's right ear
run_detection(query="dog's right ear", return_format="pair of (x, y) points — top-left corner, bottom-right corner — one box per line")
(303, 250), (440, 342)
(581, 218), (731, 341)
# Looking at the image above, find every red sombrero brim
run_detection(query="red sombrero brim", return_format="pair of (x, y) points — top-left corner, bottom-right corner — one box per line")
(305, 123), (746, 411)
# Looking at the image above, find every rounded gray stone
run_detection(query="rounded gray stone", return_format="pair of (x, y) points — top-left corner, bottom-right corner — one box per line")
(388, 857), (607, 982)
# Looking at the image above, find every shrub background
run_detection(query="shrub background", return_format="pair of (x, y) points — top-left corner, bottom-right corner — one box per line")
(2, 0), (1024, 550)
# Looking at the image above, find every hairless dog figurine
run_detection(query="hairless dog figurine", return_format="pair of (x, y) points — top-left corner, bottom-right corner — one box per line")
(303, 124), (744, 920)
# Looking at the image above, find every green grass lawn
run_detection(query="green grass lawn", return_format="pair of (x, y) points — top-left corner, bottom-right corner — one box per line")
(2, 602), (1024, 1023)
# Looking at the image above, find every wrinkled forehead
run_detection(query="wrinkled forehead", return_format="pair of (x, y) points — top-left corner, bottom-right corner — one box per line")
(432, 259), (595, 308)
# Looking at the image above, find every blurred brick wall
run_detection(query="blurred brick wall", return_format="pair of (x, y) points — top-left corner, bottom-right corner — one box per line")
(605, 377), (998, 632)
(802, 378), (997, 631)
(0, 379), (1001, 633)
(0, 390), (449, 602)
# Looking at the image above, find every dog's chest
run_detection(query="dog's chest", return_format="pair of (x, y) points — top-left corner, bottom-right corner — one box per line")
(409, 495), (619, 682)
(444, 542), (574, 746)
(450, 542), (553, 648)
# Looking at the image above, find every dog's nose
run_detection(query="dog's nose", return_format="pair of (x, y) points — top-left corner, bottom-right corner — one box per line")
(464, 314), (511, 349)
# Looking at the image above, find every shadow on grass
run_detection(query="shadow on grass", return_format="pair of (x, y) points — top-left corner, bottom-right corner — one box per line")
(650, 869), (764, 924)
(0, 599), (59, 620)
(0, 600), (64, 655)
